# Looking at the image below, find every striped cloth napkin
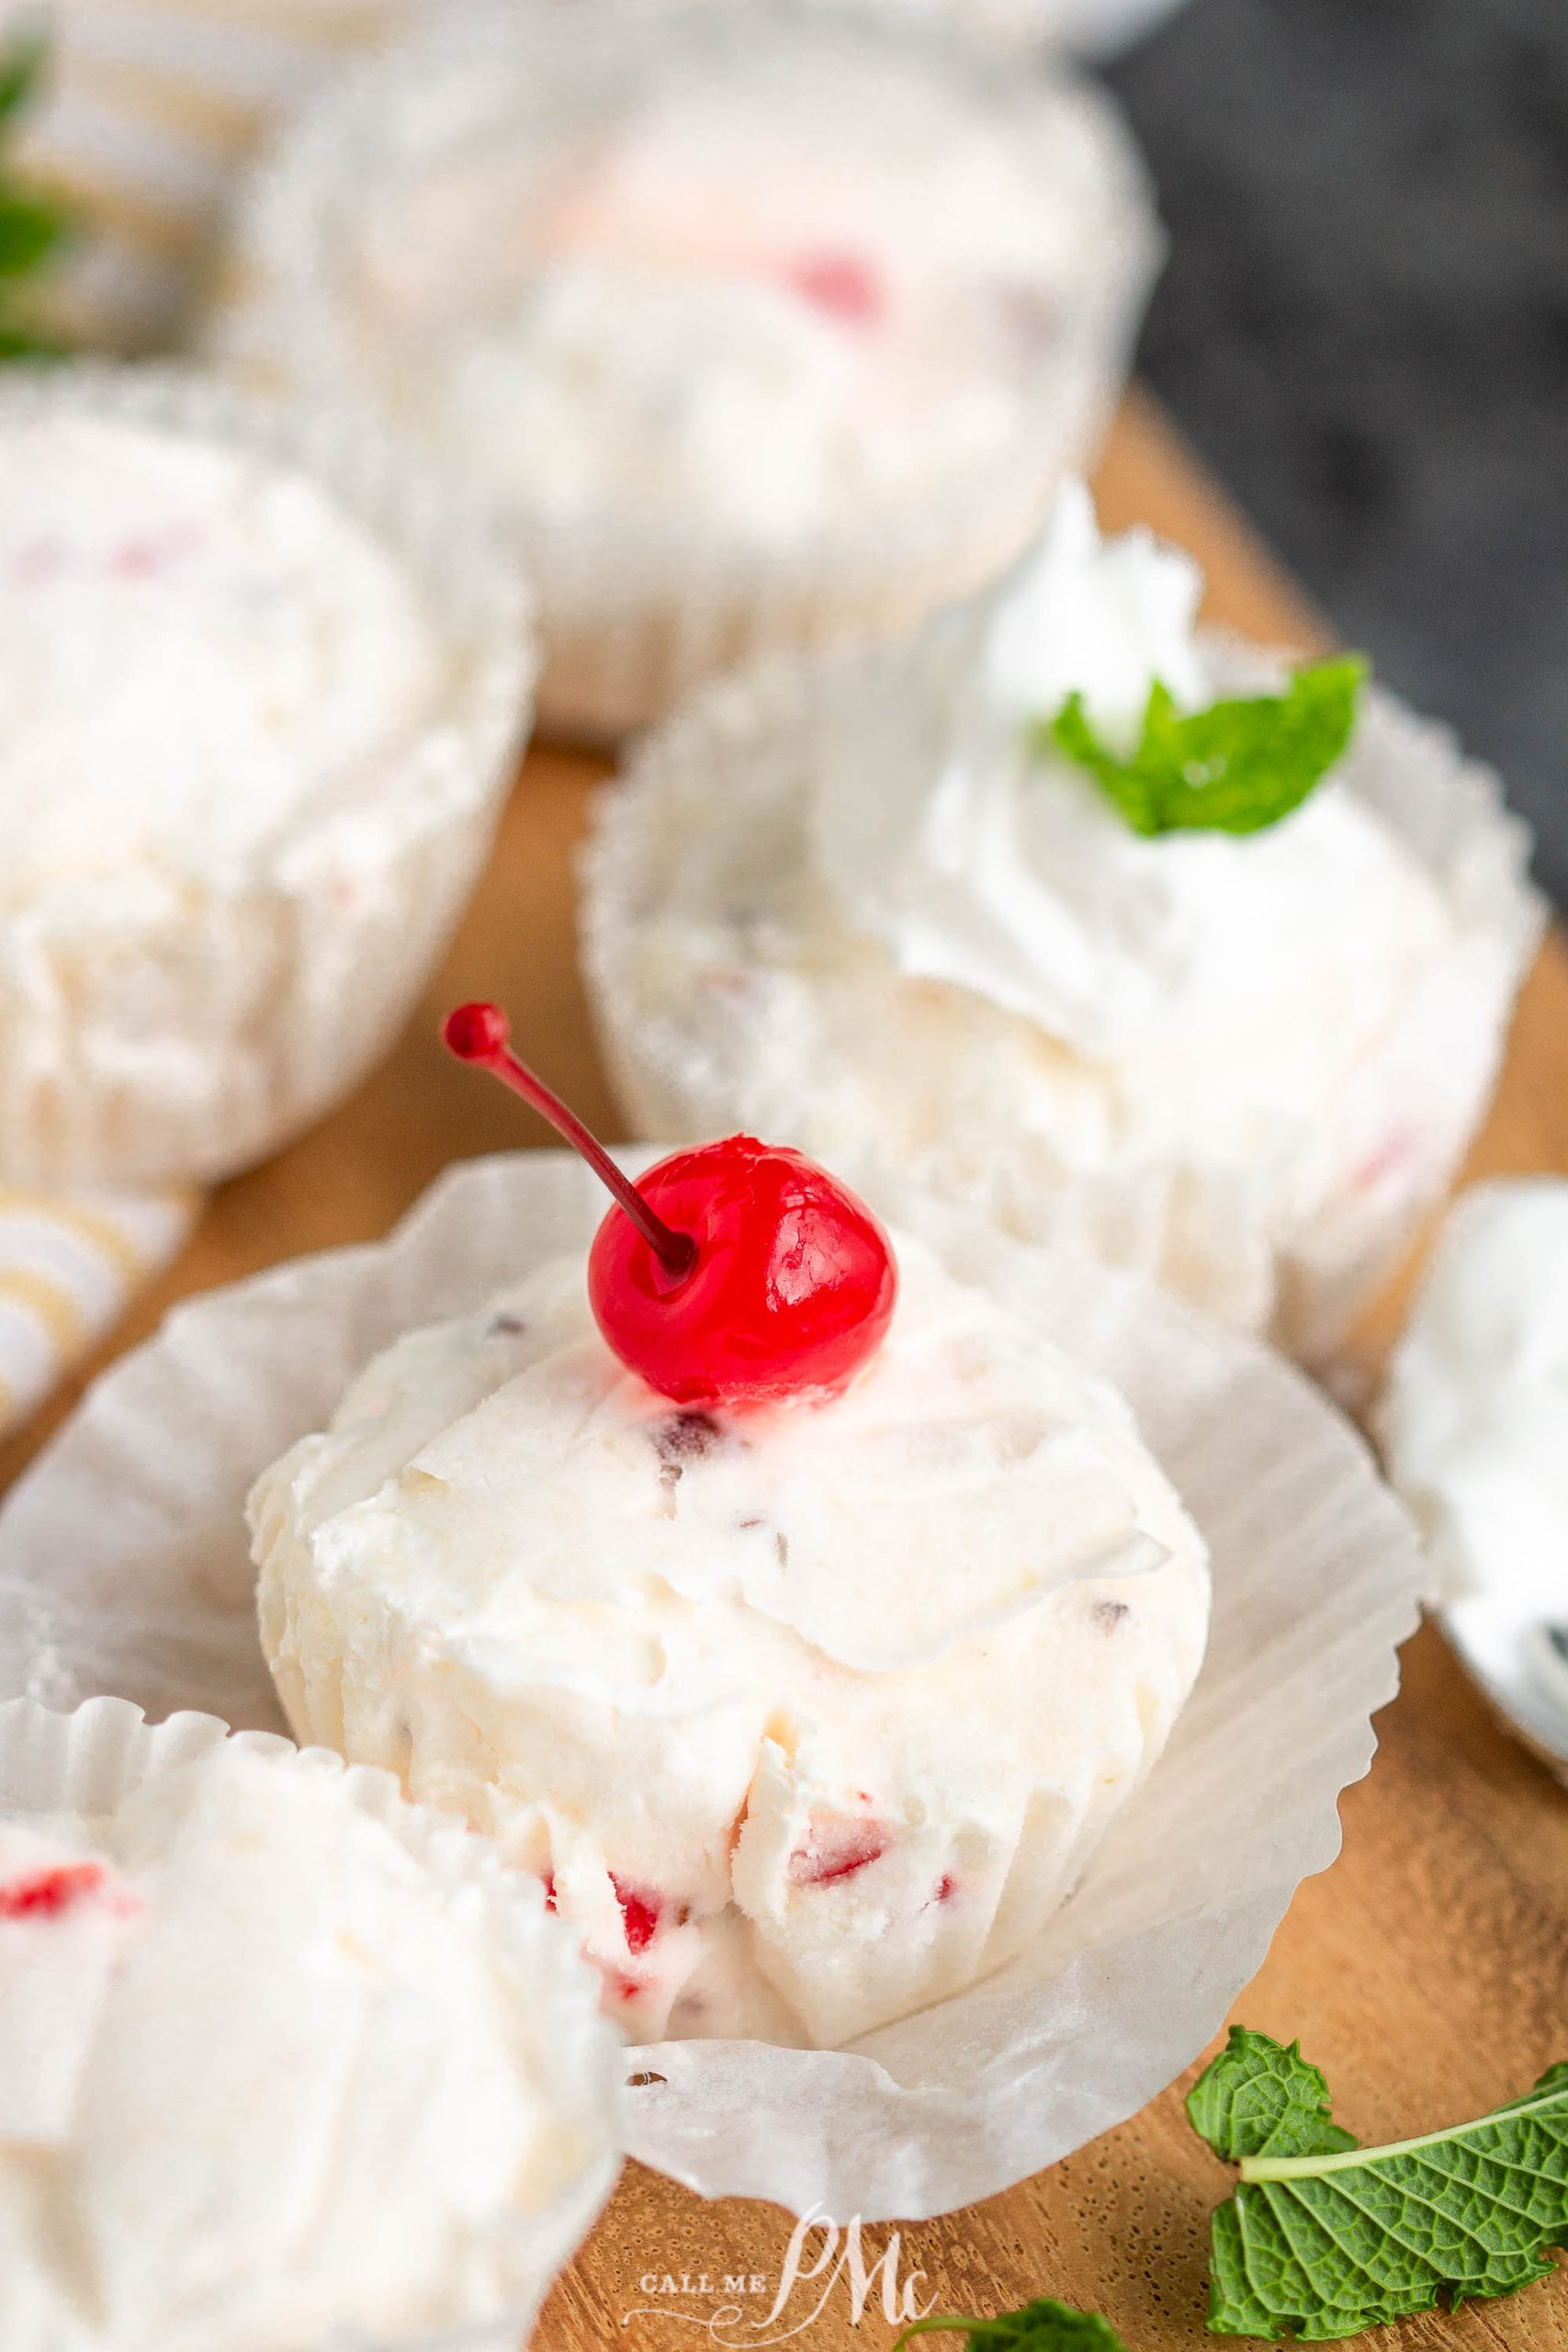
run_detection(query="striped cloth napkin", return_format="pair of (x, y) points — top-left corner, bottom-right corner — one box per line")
(0, 1189), (197, 1437)
(12, 0), (422, 351)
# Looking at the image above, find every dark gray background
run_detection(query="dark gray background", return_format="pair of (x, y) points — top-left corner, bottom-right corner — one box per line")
(1103, 0), (1568, 910)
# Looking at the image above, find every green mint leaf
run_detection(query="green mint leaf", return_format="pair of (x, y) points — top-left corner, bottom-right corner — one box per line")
(0, 189), (66, 277)
(0, 22), (48, 127)
(1190, 2028), (1568, 2339)
(1045, 687), (1165, 837)
(1036, 655), (1367, 838)
(895, 2300), (1129, 2352)
(0, 27), (74, 355)
(1188, 2027), (1359, 2165)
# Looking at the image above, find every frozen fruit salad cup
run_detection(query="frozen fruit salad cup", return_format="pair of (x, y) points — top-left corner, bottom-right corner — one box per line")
(0, 1693), (623, 2352)
(581, 496), (1543, 1363)
(0, 363), (535, 1190)
(0, 1152), (1427, 2219)
(206, 0), (1159, 735)
(248, 1023), (1212, 2055)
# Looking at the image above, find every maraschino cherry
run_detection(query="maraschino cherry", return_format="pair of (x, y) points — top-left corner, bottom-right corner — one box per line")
(442, 1002), (897, 1408)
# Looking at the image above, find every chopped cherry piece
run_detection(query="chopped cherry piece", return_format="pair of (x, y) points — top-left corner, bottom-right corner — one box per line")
(443, 1002), (897, 1408)
(0, 1862), (107, 1920)
(788, 1816), (891, 1888)
(932, 1873), (958, 1905)
(611, 1875), (661, 1955)
(607, 1970), (643, 2006)
(541, 1871), (558, 1913)
(784, 249), (886, 328)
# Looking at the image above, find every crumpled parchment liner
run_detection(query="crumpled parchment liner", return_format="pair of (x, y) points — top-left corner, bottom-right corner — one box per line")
(0, 1152), (1427, 2221)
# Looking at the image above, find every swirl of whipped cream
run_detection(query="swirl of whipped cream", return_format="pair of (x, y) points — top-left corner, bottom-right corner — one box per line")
(811, 481), (1448, 1066)
(252, 1232), (1209, 2048)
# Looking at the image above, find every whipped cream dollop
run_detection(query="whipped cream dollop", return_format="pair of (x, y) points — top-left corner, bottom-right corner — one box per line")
(252, 1232), (1210, 2050)
(0, 414), (442, 909)
(1382, 1180), (1568, 1622)
(812, 482), (1450, 1069)
(324, 17), (1117, 540)
(0, 1723), (618, 2352)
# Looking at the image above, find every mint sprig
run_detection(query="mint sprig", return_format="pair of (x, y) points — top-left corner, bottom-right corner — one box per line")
(1036, 655), (1366, 838)
(0, 19), (47, 123)
(895, 2301), (1128, 2352)
(0, 22), (72, 356)
(1190, 2027), (1568, 2339)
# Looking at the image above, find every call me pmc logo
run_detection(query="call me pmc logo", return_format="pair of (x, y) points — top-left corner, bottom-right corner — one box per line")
(625, 2208), (937, 2344)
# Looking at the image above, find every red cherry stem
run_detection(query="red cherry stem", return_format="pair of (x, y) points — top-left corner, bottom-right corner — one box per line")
(443, 1002), (697, 1279)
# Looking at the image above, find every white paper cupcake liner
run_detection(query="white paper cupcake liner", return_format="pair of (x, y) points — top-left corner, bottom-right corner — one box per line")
(0, 1690), (623, 2352)
(205, 0), (1161, 739)
(0, 1150), (1427, 2219)
(0, 362), (536, 1192)
(582, 628), (1544, 1363)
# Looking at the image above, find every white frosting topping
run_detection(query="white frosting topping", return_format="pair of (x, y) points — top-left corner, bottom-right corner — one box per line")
(270, 1235), (1177, 1683)
(0, 1737), (614, 2351)
(811, 483), (1450, 1069)
(333, 21), (1106, 537)
(1382, 1180), (1568, 1619)
(253, 1232), (1210, 2047)
(0, 415), (442, 908)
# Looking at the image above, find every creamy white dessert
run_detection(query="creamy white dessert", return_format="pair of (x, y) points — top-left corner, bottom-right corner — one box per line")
(210, 2), (1157, 730)
(333, 51), (1094, 541)
(0, 1701), (621, 2352)
(585, 486), (1541, 1356)
(1382, 1180), (1568, 1617)
(1, 415), (437, 909)
(0, 369), (532, 1190)
(251, 1229), (1210, 2052)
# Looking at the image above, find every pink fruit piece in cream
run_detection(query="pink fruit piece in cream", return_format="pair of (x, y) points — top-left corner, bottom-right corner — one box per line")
(0, 1860), (107, 1918)
(787, 1814), (891, 1887)
(0, 1825), (142, 2146)
(610, 1875), (661, 1955)
(782, 250), (886, 328)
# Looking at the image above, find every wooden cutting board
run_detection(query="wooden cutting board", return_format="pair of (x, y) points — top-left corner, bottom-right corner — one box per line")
(6, 390), (1568, 2350)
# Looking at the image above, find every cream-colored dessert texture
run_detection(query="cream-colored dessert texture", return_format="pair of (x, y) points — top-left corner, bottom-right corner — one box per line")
(0, 1701), (621, 2352)
(210, 2), (1156, 730)
(0, 371), (532, 1190)
(584, 486), (1542, 1358)
(2, 418), (436, 904)
(1382, 1179), (1568, 1624)
(251, 1230), (1211, 2052)
(315, 43), (1089, 537)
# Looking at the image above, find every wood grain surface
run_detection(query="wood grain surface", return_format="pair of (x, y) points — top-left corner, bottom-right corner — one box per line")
(6, 390), (1568, 2350)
